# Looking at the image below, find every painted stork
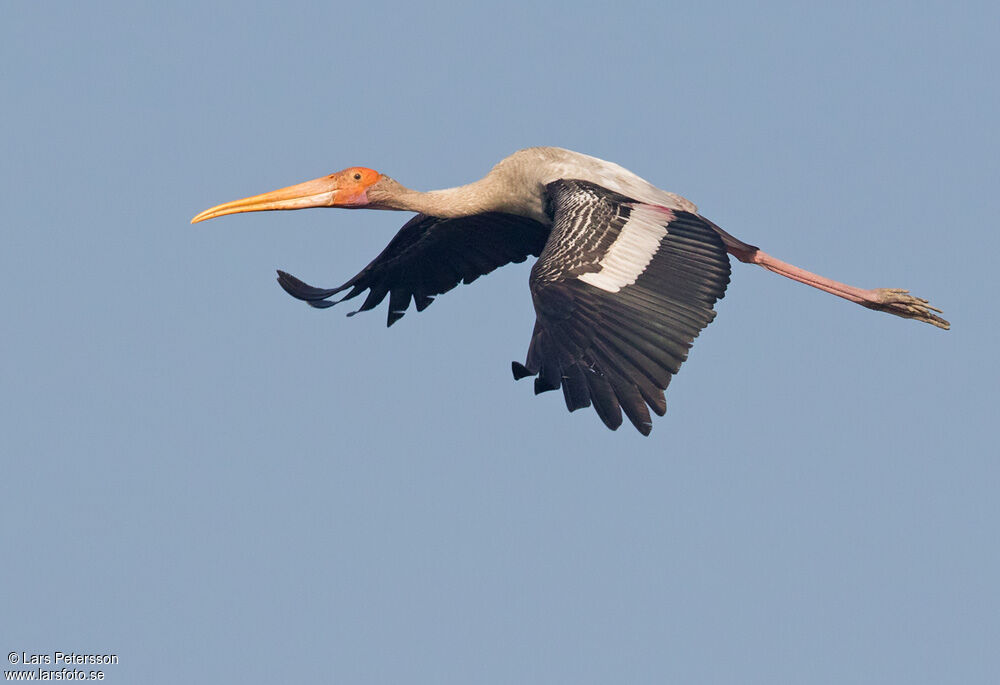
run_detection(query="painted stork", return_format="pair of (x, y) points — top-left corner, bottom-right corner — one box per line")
(192, 147), (948, 435)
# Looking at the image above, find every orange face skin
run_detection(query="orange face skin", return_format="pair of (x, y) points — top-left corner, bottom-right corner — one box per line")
(331, 166), (382, 207)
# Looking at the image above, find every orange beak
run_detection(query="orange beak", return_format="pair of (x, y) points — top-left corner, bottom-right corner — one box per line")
(191, 174), (356, 224)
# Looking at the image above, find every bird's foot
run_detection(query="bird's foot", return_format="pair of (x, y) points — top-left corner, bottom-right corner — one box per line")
(864, 288), (950, 330)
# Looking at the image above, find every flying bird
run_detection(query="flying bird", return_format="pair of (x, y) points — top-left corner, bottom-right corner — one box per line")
(192, 147), (948, 435)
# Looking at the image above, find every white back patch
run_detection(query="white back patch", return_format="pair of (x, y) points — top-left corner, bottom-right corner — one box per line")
(578, 206), (668, 293)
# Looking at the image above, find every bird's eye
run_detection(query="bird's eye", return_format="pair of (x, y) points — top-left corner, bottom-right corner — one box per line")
(353, 172), (362, 181)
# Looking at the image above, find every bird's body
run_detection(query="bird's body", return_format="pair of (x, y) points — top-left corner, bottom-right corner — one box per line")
(193, 147), (948, 435)
(376, 147), (700, 221)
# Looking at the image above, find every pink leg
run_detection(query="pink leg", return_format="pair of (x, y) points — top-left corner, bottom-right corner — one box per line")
(727, 243), (950, 330)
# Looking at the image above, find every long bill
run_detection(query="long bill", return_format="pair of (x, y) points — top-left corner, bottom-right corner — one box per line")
(191, 175), (340, 224)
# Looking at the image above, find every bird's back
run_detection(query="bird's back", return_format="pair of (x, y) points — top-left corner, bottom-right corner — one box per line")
(490, 147), (699, 217)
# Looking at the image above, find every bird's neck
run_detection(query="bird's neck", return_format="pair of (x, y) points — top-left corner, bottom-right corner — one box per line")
(393, 183), (493, 217)
(372, 175), (547, 222)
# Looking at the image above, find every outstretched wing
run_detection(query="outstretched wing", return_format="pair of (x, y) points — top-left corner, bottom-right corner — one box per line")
(278, 212), (549, 326)
(513, 180), (731, 435)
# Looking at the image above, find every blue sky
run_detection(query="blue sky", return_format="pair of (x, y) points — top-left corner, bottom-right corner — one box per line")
(3, 2), (997, 683)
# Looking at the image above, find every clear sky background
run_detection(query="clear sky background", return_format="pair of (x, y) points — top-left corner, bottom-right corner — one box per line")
(2, 2), (997, 683)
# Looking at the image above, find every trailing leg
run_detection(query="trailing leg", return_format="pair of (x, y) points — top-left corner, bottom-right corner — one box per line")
(702, 217), (949, 329)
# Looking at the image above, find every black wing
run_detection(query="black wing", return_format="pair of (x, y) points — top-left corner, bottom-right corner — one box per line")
(278, 212), (549, 326)
(513, 180), (731, 435)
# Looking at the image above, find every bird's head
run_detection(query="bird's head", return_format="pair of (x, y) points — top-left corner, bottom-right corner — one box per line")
(191, 166), (384, 224)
